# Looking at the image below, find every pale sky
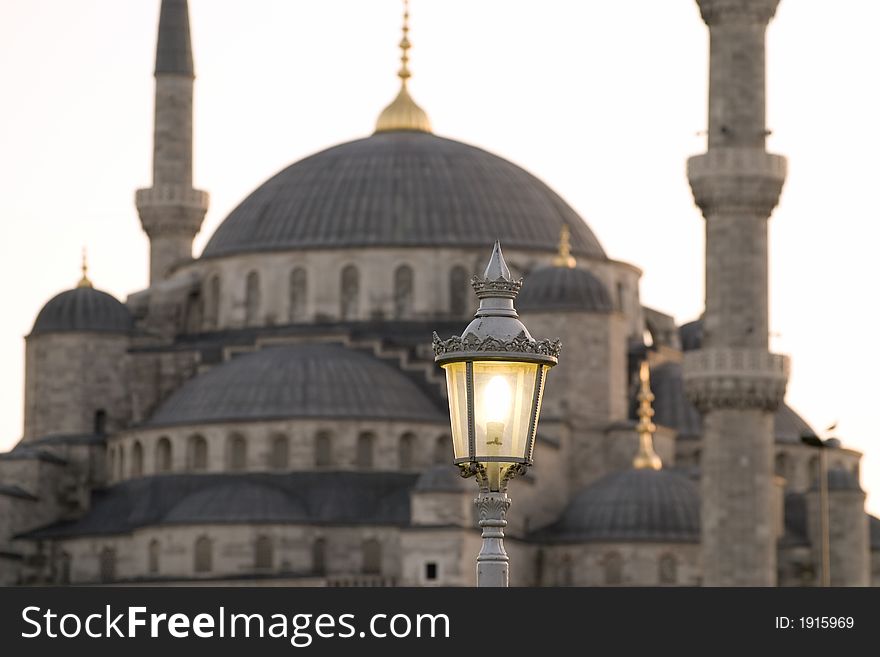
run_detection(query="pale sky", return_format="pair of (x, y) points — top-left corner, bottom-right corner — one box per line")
(0, 0), (877, 513)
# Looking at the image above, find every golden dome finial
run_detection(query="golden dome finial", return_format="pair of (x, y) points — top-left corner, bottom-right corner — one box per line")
(77, 247), (93, 289)
(633, 360), (662, 470)
(553, 224), (577, 268)
(375, 0), (432, 134)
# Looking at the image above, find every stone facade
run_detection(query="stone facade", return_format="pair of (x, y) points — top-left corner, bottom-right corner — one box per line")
(0, 0), (874, 588)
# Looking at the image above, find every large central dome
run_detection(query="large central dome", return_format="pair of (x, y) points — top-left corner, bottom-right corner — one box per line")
(202, 131), (605, 259)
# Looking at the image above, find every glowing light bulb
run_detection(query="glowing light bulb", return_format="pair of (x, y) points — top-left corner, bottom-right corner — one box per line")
(484, 375), (512, 425)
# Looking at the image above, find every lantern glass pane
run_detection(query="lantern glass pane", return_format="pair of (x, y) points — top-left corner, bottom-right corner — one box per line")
(472, 360), (538, 463)
(442, 362), (469, 460)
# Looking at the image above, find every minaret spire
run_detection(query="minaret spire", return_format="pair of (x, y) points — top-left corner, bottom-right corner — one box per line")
(375, 0), (432, 133)
(136, 0), (209, 284)
(553, 225), (576, 269)
(684, 0), (790, 586)
(633, 361), (662, 470)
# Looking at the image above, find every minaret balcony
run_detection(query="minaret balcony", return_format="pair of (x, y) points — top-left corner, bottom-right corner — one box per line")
(688, 148), (786, 216)
(682, 346), (789, 412)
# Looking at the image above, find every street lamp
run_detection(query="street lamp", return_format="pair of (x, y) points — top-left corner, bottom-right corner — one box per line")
(433, 241), (560, 587)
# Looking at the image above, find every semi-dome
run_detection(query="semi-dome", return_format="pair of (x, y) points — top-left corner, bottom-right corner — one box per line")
(201, 132), (606, 260)
(414, 465), (470, 493)
(145, 343), (445, 427)
(164, 481), (307, 524)
(542, 469), (700, 543)
(518, 266), (613, 314)
(31, 286), (133, 336)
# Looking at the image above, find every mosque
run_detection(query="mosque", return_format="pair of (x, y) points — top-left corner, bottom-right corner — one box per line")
(0, 0), (877, 586)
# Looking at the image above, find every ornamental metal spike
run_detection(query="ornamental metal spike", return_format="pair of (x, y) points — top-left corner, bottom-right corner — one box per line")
(483, 240), (512, 281)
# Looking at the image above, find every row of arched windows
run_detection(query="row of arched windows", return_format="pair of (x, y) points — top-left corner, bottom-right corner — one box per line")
(201, 264), (474, 329)
(555, 552), (678, 586)
(109, 431), (450, 480)
(97, 536), (383, 582)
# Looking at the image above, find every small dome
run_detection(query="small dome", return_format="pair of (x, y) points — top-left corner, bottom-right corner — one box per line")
(146, 343), (445, 427)
(518, 266), (613, 314)
(678, 319), (703, 351)
(201, 132), (606, 260)
(544, 469), (700, 543)
(414, 465), (469, 492)
(31, 287), (132, 336)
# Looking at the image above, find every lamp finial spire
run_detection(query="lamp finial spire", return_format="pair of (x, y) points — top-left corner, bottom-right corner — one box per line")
(633, 360), (662, 470)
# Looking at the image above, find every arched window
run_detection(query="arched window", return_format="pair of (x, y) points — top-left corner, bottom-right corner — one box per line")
(808, 455), (820, 486)
(558, 555), (574, 587)
(659, 554), (677, 585)
(312, 538), (327, 575)
(434, 435), (448, 465)
(270, 434), (289, 470)
(602, 552), (623, 586)
(94, 409), (107, 435)
(616, 282), (626, 313)
(194, 536), (212, 573)
(362, 538), (381, 575)
(188, 434), (208, 471)
(245, 270), (261, 326)
(148, 539), (160, 575)
(108, 447), (115, 481)
(356, 432), (375, 469)
(59, 552), (71, 585)
(155, 437), (172, 473)
(398, 433), (415, 469)
(289, 267), (307, 322)
(340, 265), (360, 320)
(852, 462), (860, 479)
(184, 290), (203, 334)
(205, 275), (220, 329)
(255, 535), (274, 569)
(131, 441), (144, 478)
(393, 264), (414, 319)
(449, 266), (469, 316)
(117, 446), (125, 481)
(315, 431), (333, 467)
(228, 434), (247, 471)
(99, 547), (116, 583)
(774, 452), (788, 479)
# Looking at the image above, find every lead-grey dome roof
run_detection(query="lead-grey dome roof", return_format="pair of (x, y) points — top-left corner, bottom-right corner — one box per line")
(202, 132), (606, 259)
(146, 343), (445, 427)
(518, 266), (613, 314)
(540, 469), (700, 543)
(31, 287), (133, 336)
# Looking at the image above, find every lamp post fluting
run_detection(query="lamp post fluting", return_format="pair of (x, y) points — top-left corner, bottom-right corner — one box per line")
(433, 241), (560, 587)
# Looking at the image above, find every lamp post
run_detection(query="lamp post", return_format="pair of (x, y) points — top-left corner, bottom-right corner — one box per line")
(801, 434), (830, 587)
(433, 241), (560, 587)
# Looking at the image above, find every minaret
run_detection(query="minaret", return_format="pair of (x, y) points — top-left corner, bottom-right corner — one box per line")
(136, 0), (209, 284)
(684, 0), (790, 586)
